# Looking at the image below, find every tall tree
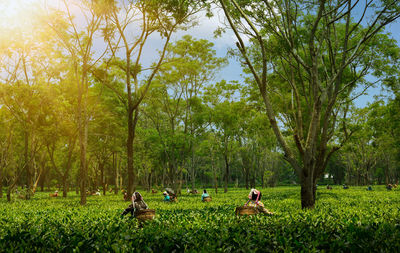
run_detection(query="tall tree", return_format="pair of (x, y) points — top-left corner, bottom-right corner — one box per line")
(45, 0), (109, 205)
(217, 0), (400, 208)
(99, 0), (204, 197)
(151, 35), (227, 191)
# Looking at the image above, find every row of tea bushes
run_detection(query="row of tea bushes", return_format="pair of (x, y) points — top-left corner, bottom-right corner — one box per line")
(0, 187), (399, 252)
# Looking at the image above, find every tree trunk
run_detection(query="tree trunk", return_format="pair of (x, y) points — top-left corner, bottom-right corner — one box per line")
(191, 151), (195, 191)
(224, 153), (229, 193)
(78, 62), (89, 205)
(100, 162), (106, 196)
(261, 168), (265, 189)
(39, 172), (45, 192)
(0, 173), (3, 198)
(211, 156), (218, 194)
(178, 169), (183, 195)
(114, 153), (119, 195)
(300, 172), (315, 209)
(148, 169), (152, 192)
(126, 106), (139, 198)
(24, 130), (32, 200)
(78, 117), (88, 204)
(63, 176), (68, 198)
(385, 159), (390, 185)
(245, 167), (249, 190)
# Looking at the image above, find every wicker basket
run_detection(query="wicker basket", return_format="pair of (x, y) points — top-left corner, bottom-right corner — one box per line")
(203, 196), (212, 202)
(235, 206), (259, 215)
(135, 209), (156, 221)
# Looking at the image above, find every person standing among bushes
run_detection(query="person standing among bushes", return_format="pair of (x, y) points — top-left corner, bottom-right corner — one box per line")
(121, 192), (148, 217)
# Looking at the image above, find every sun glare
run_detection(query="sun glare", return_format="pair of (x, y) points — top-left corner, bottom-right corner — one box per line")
(0, 0), (44, 31)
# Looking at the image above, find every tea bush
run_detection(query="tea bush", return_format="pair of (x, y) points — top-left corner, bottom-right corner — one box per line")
(1, 186), (399, 252)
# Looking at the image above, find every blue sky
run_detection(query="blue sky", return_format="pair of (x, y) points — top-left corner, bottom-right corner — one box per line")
(149, 6), (400, 108)
(58, 1), (399, 109)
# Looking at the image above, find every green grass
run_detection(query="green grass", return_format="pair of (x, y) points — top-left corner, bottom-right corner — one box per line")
(1, 186), (400, 252)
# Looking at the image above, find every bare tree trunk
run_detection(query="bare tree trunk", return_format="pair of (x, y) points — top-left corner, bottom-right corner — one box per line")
(78, 120), (88, 204)
(148, 169), (152, 192)
(211, 153), (218, 194)
(114, 153), (119, 195)
(177, 170), (183, 195)
(162, 162), (166, 189)
(191, 151), (195, 191)
(245, 167), (249, 190)
(224, 153), (229, 193)
(100, 162), (106, 196)
(6, 190), (11, 202)
(127, 106), (139, 199)
(24, 131), (32, 200)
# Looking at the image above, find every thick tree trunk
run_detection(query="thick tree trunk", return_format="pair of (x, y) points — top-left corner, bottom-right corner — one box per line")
(300, 173), (315, 209)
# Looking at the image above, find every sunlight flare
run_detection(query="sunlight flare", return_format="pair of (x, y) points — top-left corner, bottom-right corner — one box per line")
(0, 0), (44, 31)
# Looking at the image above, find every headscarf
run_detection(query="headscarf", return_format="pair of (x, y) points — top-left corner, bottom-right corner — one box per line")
(248, 188), (261, 203)
(131, 192), (143, 203)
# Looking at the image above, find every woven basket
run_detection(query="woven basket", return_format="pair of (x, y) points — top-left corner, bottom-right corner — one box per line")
(203, 196), (212, 202)
(235, 206), (259, 215)
(135, 209), (156, 221)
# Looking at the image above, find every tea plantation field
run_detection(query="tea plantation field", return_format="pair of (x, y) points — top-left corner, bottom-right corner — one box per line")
(1, 186), (399, 252)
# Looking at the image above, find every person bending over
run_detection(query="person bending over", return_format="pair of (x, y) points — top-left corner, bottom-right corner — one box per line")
(163, 191), (171, 202)
(245, 188), (273, 215)
(121, 192), (148, 217)
(201, 189), (210, 201)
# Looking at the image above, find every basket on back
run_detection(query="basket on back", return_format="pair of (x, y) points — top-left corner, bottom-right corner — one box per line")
(135, 209), (156, 221)
(203, 196), (212, 202)
(235, 206), (259, 215)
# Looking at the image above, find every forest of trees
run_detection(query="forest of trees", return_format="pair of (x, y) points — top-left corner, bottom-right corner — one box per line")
(1, 0), (400, 208)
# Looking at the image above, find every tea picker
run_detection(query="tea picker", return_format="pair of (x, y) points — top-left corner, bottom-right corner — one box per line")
(163, 188), (178, 202)
(122, 192), (156, 221)
(201, 189), (211, 202)
(236, 189), (273, 216)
